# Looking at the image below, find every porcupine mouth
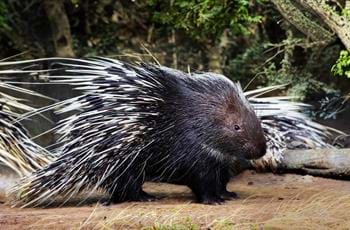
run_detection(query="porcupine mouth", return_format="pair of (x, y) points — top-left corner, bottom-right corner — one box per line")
(240, 143), (267, 160)
(247, 149), (266, 160)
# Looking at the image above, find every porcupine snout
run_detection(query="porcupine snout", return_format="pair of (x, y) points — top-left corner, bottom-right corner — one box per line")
(243, 139), (267, 160)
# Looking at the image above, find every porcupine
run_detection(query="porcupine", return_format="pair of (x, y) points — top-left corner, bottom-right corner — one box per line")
(3, 57), (266, 207)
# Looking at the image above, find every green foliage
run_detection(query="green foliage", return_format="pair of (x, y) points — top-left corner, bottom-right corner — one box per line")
(224, 41), (270, 83)
(148, 0), (262, 39)
(0, 1), (10, 30)
(342, 8), (350, 20)
(70, 0), (80, 6)
(332, 50), (350, 78)
(264, 63), (335, 100)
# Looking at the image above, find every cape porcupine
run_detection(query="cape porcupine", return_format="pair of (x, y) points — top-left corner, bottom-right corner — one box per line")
(3, 57), (267, 206)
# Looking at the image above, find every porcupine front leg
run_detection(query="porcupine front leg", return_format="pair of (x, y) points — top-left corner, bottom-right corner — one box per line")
(219, 183), (238, 199)
(218, 169), (239, 200)
(188, 167), (225, 204)
(189, 167), (238, 203)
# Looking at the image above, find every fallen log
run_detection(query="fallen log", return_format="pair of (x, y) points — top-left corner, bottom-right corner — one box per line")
(251, 148), (350, 180)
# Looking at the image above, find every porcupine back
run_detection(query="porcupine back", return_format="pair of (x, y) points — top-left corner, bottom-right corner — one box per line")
(6, 58), (266, 207)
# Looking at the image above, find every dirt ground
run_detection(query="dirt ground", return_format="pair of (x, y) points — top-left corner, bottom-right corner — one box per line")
(1, 171), (350, 229)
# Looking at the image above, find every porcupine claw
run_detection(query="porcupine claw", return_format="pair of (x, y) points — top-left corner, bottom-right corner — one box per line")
(199, 196), (225, 205)
(219, 190), (239, 200)
(136, 190), (158, 202)
(98, 200), (112, 206)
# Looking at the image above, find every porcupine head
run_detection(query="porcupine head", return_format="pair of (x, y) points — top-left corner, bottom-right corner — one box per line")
(191, 72), (267, 162)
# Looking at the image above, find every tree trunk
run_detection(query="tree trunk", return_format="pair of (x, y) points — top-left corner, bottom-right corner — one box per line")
(43, 0), (75, 57)
(207, 45), (222, 73)
(207, 31), (230, 73)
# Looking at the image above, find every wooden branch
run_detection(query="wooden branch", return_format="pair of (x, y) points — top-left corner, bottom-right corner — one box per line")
(271, 0), (335, 44)
(296, 0), (350, 51)
(251, 148), (350, 179)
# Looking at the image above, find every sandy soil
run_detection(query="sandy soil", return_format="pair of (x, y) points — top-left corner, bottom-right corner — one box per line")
(1, 171), (350, 229)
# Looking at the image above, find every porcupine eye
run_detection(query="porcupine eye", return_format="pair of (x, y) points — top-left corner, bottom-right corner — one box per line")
(233, 124), (241, 131)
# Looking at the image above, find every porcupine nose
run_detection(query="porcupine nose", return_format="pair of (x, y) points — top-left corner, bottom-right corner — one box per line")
(244, 140), (266, 160)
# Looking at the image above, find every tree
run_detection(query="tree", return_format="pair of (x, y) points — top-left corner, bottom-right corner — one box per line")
(271, 0), (350, 51)
(0, 0), (74, 57)
(43, 0), (74, 57)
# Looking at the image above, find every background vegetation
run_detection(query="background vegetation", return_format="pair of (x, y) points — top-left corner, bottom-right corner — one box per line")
(0, 0), (349, 101)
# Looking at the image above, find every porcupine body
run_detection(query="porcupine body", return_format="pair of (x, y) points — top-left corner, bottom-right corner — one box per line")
(5, 58), (266, 206)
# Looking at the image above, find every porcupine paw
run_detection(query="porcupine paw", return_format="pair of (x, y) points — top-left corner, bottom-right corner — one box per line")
(98, 199), (113, 206)
(220, 190), (239, 200)
(134, 190), (158, 202)
(198, 196), (225, 205)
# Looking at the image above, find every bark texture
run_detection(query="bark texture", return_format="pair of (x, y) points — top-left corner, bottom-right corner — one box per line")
(252, 148), (350, 180)
(43, 0), (75, 57)
(297, 0), (350, 51)
(271, 0), (335, 44)
(272, 0), (350, 51)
